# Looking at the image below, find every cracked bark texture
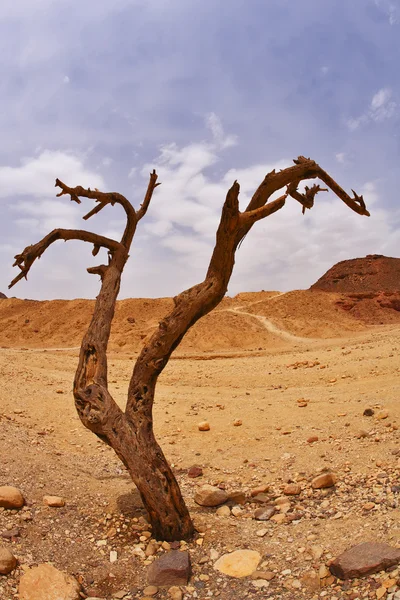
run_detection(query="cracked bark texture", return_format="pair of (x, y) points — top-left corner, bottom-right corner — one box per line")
(9, 156), (369, 540)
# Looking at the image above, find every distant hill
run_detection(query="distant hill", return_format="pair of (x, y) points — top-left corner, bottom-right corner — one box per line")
(311, 255), (400, 324)
(311, 254), (400, 293)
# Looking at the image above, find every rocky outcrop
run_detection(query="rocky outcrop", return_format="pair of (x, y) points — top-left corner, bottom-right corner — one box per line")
(311, 255), (400, 293)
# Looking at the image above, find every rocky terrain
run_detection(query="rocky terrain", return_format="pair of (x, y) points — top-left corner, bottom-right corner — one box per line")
(0, 255), (399, 599)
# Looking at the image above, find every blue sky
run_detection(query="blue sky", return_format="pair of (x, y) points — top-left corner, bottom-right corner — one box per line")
(1, 0), (399, 299)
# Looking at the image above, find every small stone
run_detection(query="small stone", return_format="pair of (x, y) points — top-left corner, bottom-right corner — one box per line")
(0, 547), (17, 574)
(227, 490), (246, 505)
(310, 545), (324, 560)
(376, 410), (389, 420)
(143, 585), (158, 596)
(363, 408), (375, 416)
(216, 505), (231, 517)
(43, 495), (65, 507)
(357, 430), (369, 439)
(198, 421), (210, 431)
(233, 419), (242, 426)
(187, 466), (203, 478)
(147, 551), (191, 586)
(307, 436), (319, 443)
(252, 579), (269, 588)
(250, 485), (269, 496)
(0, 486), (25, 509)
(283, 483), (301, 496)
(363, 502), (375, 511)
(301, 570), (320, 592)
(168, 586), (183, 600)
(311, 473), (337, 489)
(194, 485), (228, 507)
(110, 551), (118, 563)
(161, 541), (171, 551)
(329, 542), (400, 580)
(145, 542), (158, 557)
(254, 506), (276, 521)
(270, 513), (286, 524)
(19, 564), (80, 600)
(231, 506), (243, 517)
(256, 529), (268, 537)
(252, 493), (270, 504)
(214, 550), (261, 578)
(251, 570), (275, 581)
(319, 565), (330, 579)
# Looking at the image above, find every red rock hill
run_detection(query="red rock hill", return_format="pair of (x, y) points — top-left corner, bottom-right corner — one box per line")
(311, 255), (400, 293)
(311, 255), (400, 323)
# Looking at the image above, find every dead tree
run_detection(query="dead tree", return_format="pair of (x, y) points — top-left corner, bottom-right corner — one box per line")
(9, 156), (369, 540)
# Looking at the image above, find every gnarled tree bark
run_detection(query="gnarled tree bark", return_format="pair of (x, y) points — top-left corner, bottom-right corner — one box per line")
(9, 156), (369, 540)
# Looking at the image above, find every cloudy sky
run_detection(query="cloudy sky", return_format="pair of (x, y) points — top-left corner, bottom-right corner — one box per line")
(1, 0), (399, 300)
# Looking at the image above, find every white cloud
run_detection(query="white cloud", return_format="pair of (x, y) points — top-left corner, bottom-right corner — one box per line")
(0, 150), (105, 198)
(347, 87), (397, 130)
(374, 0), (399, 25)
(335, 152), (346, 164)
(63, 75), (70, 84)
(205, 112), (237, 150)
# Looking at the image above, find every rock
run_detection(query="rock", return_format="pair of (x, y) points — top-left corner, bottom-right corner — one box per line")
(19, 563), (81, 600)
(143, 585), (158, 596)
(283, 483), (301, 496)
(300, 570), (320, 592)
(233, 419), (242, 426)
(363, 408), (375, 416)
(376, 410), (389, 420)
(187, 466), (203, 478)
(329, 542), (400, 580)
(147, 551), (190, 586)
(198, 421), (210, 431)
(1, 528), (20, 539)
(214, 550), (261, 578)
(251, 570), (275, 581)
(0, 547), (17, 574)
(0, 486), (25, 509)
(307, 436), (319, 443)
(168, 586), (183, 600)
(250, 485), (269, 496)
(216, 505), (231, 517)
(227, 490), (246, 505)
(311, 472), (337, 489)
(194, 485), (228, 507)
(270, 513), (286, 524)
(254, 506), (276, 521)
(145, 541), (158, 556)
(252, 493), (270, 503)
(231, 506), (243, 517)
(43, 495), (65, 507)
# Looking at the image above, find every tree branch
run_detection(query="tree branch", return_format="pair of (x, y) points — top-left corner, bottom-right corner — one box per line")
(9, 229), (121, 289)
(136, 170), (161, 221)
(245, 156), (370, 217)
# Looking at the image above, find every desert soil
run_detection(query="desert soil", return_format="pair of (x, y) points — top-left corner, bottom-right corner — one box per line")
(0, 290), (399, 599)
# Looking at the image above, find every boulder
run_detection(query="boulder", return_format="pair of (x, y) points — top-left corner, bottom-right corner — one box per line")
(19, 563), (80, 600)
(147, 550), (191, 586)
(0, 486), (25, 509)
(330, 542), (400, 580)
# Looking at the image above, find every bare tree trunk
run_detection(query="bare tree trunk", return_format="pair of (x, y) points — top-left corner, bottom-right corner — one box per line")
(9, 157), (369, 540)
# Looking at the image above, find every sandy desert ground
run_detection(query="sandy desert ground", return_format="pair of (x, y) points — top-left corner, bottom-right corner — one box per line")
(0, 289), (399, 599)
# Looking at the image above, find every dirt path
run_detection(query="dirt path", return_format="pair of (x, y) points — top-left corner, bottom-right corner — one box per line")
(225, 292), (315, 343)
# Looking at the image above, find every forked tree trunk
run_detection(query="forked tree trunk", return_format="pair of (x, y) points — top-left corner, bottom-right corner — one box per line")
(9, 157), (370, 540)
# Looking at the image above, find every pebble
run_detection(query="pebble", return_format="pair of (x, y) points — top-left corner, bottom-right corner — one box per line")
(215, 505), (231, 517)
(143, 585), (158, 596)
(250, 485), (269, 496)
(283, 483), (301, 496)
(43, 495), (65, 507)
(0, 547), (17, 574)
(194, 485), (228, 507)
(254, 506), (276, 521)
(233, 419), (242, 426)
(198, 421), (210, 431)
(168, 587), (183, 600)
(311, 472), (337, 489)
(307, 436), (319, 443)
(187, 466), (203, 478)
(0, 485), (25, 509)
(214, 550), (261, 578)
